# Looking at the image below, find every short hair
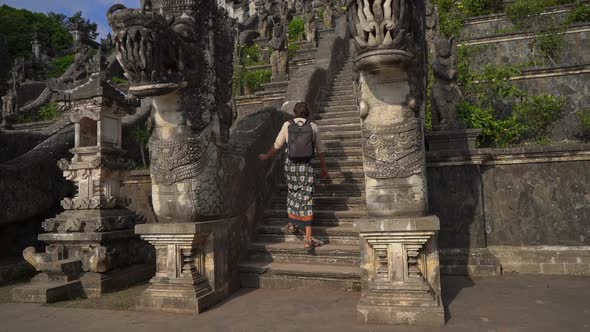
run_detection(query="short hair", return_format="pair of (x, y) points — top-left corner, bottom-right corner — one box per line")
(293, 102), (310, 118)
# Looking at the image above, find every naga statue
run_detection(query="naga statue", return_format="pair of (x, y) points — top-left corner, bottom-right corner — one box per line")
(431, 36), (463, 130)
(269, 21), (289, 82)
(304, 2), (318, 47)
(108, 0), (235, 223)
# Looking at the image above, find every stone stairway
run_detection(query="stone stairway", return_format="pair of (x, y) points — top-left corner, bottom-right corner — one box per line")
(239, 50), (365, 291)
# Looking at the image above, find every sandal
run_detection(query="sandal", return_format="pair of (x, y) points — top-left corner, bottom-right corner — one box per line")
(304, 239), (322, 250)
(285, 223), (299, 234)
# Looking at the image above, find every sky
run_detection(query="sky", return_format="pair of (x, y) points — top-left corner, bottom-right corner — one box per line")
(0, 0), (138, 39)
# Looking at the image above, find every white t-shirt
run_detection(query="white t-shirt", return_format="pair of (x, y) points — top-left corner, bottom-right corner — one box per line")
(273, 118), (326, 154)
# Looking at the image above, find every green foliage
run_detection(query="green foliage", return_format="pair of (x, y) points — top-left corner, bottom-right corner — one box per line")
(0, 5), (72, 58)
(514, 95), (567, 142)
(460, 0), (504, 16)
(240, 44), (264, 66)
(506, 0), (576, 28)
(458, 102), (527, 147)
(434, 0), (466, 38)
(457, 50), (566, 147)
(288, 17), (305, 41)
(111, 76), (129, 84)
(577, 107), (590, 138)
(50, 11), (99, 40)
(316, 8), (325, 19)
(47, 54), (75, 78)
(242, 69), (272, 94)
(38, 102), (59, 121)
(567, 3), (590, 23)
(288, 43), (299, 59)
(530, 25), (566, 65)
(132, 126), (151, 146)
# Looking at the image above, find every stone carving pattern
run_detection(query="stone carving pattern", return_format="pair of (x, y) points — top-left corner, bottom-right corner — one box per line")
(347, 0), (410, 52)
(148, 129), (211, 186)
(362, 118), (423, 179)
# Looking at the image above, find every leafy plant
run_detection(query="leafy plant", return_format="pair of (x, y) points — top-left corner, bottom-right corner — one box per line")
(530, 25), (566, 65)
(240, 44), (264, 66)
(132, 125), (151, 168)
(38, 102), (60, 121)
(514, 95), (567, 142)
(47, 54), (75, 78)
(288, 17), (305, 42)
(242, 69), (272, 94)
(460, 0), (504, 16)
(567, 3), (590, 23)
(577, 107), (590, 139)
(288, 43), (299, 59)
(111, 76), (129, 84)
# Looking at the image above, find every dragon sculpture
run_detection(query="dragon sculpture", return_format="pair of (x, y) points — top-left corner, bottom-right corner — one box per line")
(108, 0), (235, 223)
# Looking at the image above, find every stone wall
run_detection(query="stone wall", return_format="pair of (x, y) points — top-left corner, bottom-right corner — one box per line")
(460, 3), (588, 40)
(462, 24), (590, 70)
(428, 144), (590, 275)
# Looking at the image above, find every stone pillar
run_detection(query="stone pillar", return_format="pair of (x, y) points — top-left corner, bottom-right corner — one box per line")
(348, 0), (445, 326)
(11, 71), (153, 304)
(135, 221), (232, 315)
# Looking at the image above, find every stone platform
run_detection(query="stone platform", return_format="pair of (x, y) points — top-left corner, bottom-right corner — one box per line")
(1, 274), (589, 331)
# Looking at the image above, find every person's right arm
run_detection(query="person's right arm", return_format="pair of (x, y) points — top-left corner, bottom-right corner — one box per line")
(259, 122), (288, 160)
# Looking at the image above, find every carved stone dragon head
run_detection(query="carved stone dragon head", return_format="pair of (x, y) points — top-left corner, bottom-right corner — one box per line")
(107, 0), (209, 98)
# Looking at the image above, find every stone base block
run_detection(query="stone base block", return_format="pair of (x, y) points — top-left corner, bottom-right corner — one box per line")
(81, 263), (155, 298)
(136, 285), (219, 315)
(0, 258), (36, 285)
(440, 248), (502, 277)
(11, 280), (83, 303)
(357, 303), (445, 326)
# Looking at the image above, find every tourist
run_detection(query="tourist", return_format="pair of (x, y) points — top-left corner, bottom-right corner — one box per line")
(258, 101), (329, 250)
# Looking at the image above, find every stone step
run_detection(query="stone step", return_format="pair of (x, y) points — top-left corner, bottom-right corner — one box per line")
(271, 196), (365, 207)
(315, 118), (359, 126)
(330, 82), (354, 90)
(318, 104), (358, 111)
(256, 225), (360, 245)
(322, 148), (363, 158)
(322, 130), (363, 140)
(311, 157), (364, 168)
(317, 110), (359, 120)
(278, 183), (365, 193)
(263, 216), (364, 227)
(317, 123), (361, 132)
(248, 242), (360, 265)
(239, 261), (361, 290)
(323, 137), (363, 147)
(326, 90), (357, 98)
(264, 209), (368, 220)
(323, 95), (358, 104)
(320, 99), (358, 108)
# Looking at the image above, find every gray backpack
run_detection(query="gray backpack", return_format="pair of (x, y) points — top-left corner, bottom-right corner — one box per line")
(287, 119), (315, 162)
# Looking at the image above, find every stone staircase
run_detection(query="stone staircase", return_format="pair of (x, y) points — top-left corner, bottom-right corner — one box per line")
(239, 50), (365, 291)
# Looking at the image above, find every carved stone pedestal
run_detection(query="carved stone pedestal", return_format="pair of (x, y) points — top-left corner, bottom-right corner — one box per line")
(135, 221), (232, 315)
(427, 128), (482, 151)
(11, 259), (84, 303)
(355, 217), (444, 326)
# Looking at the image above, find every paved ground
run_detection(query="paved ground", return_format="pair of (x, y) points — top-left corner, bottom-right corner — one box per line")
(0, 274), (589, 332)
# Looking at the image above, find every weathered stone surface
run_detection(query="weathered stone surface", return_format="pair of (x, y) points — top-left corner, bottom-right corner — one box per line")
(482, 159), (590, 246)
(427, 165), (486, 249)
(462, 25), (590, 70)
(489, 246), (590, 276)
(348, 0), (444, 325)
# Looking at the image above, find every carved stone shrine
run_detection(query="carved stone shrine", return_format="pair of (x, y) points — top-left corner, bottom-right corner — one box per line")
(348, 0), (445, 325)
(10, 63), (153, 304)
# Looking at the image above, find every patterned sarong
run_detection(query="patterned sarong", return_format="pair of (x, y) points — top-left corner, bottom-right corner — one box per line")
(285, 158), (315, 227)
